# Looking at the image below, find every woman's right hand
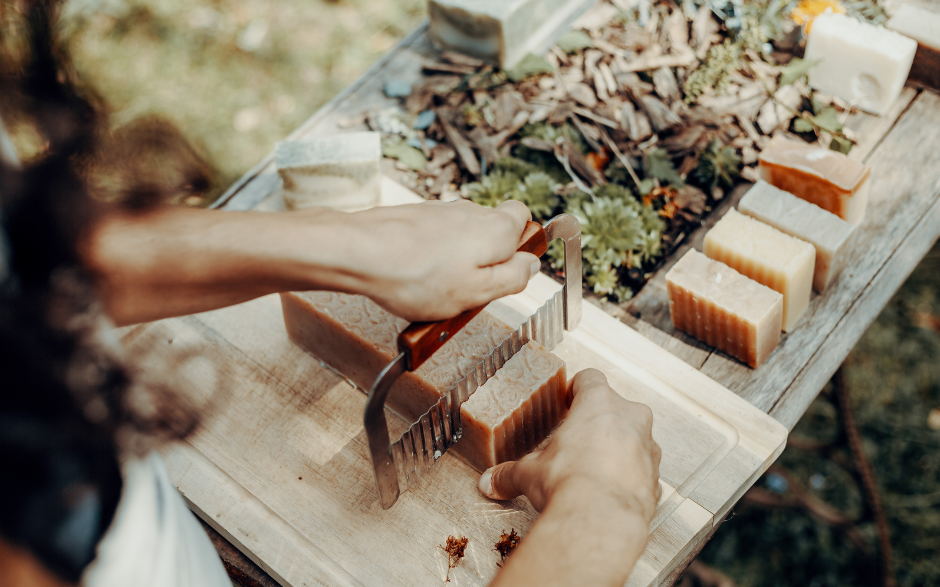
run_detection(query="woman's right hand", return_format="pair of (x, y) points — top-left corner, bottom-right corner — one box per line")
(478, 368), (662, 521)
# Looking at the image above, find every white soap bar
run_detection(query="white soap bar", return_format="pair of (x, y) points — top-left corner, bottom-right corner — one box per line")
(704, 209), (815, 332)
(428, 0), (598, 69)
(804, 13), (917, 116)
(739, 181), (855, 293)
(275, 132), (381, 211)
(887, 4), (940, 90)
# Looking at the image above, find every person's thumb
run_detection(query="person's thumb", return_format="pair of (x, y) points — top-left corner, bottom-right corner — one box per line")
(478, 453), (541, 504)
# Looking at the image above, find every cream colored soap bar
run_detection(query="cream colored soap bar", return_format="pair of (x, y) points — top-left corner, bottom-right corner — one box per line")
(738, 181), (855, 293)
(704, 209), (815, 332)
(666, 250), (783, 368)
(428, 0), (597, 69)
(281, 291), (568, 472)
(804, 13), (917, 115)
(275, 132), (381, 211)
(759, 135), (871, 226)
(887, 4), (940, 90)
(459, 341), (567, 471)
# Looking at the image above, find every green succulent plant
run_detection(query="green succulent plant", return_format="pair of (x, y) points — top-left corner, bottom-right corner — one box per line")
(511, 172), (561, 220)
(695, 139), (742, 192)
(466, 170), (520, 208)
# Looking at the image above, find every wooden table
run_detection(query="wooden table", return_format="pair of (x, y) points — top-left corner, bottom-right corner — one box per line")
(201, 18), (940, 587)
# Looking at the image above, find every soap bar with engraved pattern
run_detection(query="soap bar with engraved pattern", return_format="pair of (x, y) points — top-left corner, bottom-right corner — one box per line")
(704, 209), (815, 332)
(280, 291), (568, 471)
(666, 250), (783, 368)
(459, 341), (567, 471)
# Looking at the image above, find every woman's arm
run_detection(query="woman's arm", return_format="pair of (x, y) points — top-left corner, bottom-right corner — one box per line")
(81, 200), (537, 326)
(483, 369), (662, 587)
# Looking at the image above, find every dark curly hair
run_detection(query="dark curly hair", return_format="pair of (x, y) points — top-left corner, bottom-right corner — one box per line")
(1, 1), (213, 581)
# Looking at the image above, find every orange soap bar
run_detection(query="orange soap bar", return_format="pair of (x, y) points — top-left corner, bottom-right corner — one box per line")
(281, 291), (568, 471)
(759, 135), (871, 226)
(459, 341), (567, 471)
(667, 250), (783, 368)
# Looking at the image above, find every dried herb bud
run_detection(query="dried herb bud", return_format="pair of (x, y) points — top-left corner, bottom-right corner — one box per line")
(494, 528), (522, 563)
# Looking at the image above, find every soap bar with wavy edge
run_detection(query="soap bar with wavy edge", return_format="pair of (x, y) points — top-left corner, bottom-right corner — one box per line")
(704, 209), (815, 332)
(280, 291), (568, 471)
(666, 249), (783, 368)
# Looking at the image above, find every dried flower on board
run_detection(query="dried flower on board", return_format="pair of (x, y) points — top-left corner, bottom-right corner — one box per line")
(494, 528), (522, 564)
(440, 535), (469, 583)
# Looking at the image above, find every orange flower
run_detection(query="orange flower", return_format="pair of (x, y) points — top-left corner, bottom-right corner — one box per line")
(791, 0), (845, 33)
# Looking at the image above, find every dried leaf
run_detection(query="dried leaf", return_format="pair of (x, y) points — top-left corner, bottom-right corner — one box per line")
(568, 82), (599, 109)
(557, 30), (594, 54)
(507, 53), (555, 83)
(644, 148), (683, 186)
(383, 140), (427, 170)
(779, 57), (822, 87)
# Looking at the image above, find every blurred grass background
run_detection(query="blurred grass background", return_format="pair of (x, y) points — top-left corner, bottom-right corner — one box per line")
(38, 0), (940, 585)
(60, 0), (426, 200)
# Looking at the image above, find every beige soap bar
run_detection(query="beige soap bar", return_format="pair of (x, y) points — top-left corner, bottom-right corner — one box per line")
(666, 250), (783, 368)
(281, 291), (568, 471)
(459, 341), (567, 471)
(804, 13), (917, 116)
(281, 291), (512, 423)
(759, 135), (871, 226)
(428, 0), (597, 69)
(704, 209), (815, 332)
(739, 180), (856, 293)
(275, 132), (381, 211)
(887, 4), (940, 91)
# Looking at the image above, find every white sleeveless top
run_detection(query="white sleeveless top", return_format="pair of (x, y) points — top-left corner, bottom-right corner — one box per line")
(81, 452), (231, 587)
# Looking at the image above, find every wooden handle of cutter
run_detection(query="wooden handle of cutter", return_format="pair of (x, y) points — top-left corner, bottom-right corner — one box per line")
(398, 221), (548, 371)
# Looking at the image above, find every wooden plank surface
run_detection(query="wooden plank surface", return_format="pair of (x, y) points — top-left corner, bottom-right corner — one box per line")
(140, 180), (787, 587)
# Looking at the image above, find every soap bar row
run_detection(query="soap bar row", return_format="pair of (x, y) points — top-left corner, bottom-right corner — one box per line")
(666, 137), (864, 368)
(281, 291), (569, 472)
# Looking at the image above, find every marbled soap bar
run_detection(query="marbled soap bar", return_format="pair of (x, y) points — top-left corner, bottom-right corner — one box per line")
(281, 291), (512, 423)
(428, 0), (597, 69)
(704, 209), (815, 332)
(459, 341), (567, 471)
(759, 135), (871, 226)
(275, 132), (381, 211)
(738, 181), (856, 293)
(667, 250), (783, 368)
(281, 291), (569, 471)
(887, 4), (940, 91)
(804, 13), (917, 116)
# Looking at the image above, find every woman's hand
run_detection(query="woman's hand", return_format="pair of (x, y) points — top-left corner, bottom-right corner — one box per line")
(335, 199), (539, 321)
(483, 369), (663, 587)
(479, 368), (662, 518)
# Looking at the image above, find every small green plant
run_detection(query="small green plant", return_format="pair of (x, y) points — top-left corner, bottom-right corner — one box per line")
(511, 172), (560, 219)
(694, 139), (741, 192)
(466, 170), (519, 208)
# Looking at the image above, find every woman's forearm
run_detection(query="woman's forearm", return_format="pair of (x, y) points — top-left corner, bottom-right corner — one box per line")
(491, 482), (650, 587)
(83, 200), (536, 326)
(82, 207), (367, 325)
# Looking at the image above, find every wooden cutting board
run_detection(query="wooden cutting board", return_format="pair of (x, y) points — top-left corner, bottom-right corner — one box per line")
(126, 179), (787, 587)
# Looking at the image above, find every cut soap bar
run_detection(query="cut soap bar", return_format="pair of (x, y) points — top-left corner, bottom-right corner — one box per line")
(666, 250), (783, 368)
(887, 4), (940, 91)
(428, 0), (598, 69)
(280, 291), (568, 472)
(704, 209), (815, 332)
(738, 180), (855, 293)
(804, 13), (917, 115)
(759, 135), (871, 226)
(275, 132), (381, 211)
(459, 341), (567, 471)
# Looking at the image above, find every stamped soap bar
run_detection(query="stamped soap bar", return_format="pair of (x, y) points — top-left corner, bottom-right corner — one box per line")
(804, 13), (916, 116)
(275, 131), (381, 211)
(428, 0), (598, 69)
